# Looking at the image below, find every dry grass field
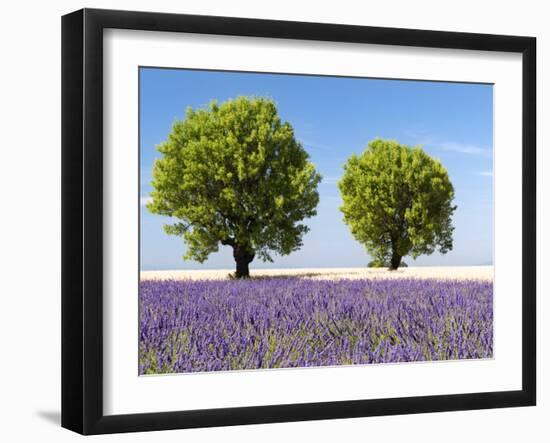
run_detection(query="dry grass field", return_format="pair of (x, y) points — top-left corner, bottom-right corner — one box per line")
(141, 265), (493, 281)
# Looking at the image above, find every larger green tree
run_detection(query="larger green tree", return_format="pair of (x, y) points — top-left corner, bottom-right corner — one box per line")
(338, 139), (456, 270)
(147, 96), (322, 278)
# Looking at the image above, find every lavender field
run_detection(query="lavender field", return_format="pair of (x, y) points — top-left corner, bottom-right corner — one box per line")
(139, 278), (493, 375)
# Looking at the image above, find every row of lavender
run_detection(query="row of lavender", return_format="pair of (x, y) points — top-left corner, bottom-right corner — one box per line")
(139, 278), (493, 374)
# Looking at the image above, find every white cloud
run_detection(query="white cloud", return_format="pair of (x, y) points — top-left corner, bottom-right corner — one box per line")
(301, 139), (338, 153)
(405, 132), (492, 158)
(440, 142), (491, 157)
(478, 171), (493, 177)
(140, 196), (153, 207)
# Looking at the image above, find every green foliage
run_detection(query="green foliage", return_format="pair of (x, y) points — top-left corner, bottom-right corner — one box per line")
(339, 139), (456, 269)
(367, 259), (408, 268)
(147, 96), (322, 267)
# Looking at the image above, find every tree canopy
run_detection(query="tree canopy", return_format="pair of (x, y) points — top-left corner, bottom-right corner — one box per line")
(338, 139), (456, 270)
(147, 96), (322, 277)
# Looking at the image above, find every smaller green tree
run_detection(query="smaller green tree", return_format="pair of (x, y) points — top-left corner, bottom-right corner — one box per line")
(338, 139), (456, 270)
(147, 96), (321, 278)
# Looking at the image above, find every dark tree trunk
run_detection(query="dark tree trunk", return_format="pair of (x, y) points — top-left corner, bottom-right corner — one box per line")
(233, 244), (255, 278)
(389, 250), (402, 270)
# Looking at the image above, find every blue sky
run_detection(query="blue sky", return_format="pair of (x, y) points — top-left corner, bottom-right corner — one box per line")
(140, 68), (493, 270)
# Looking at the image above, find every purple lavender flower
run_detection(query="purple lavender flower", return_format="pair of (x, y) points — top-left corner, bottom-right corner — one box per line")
(139, 278), (493, 374)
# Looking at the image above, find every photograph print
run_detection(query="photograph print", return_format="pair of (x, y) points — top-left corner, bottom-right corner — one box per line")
(139, 68), (494, 375)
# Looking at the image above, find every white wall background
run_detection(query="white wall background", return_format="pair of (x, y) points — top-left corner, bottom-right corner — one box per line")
(0, 0), (546, 441)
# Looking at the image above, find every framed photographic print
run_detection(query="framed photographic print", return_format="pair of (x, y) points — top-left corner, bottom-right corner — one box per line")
(61, 8), (536, 435)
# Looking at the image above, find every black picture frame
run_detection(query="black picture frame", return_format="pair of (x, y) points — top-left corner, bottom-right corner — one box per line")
(62, 8), (536, 435)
